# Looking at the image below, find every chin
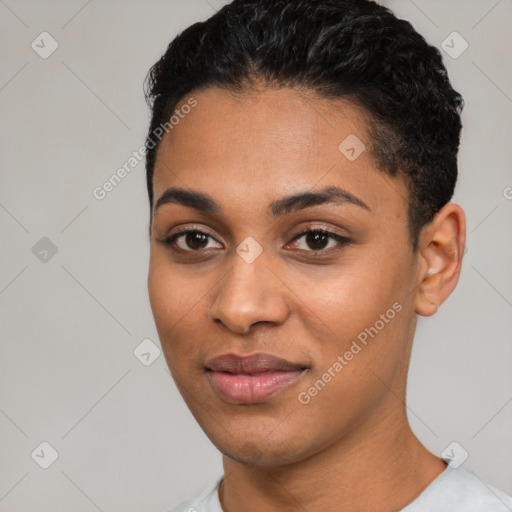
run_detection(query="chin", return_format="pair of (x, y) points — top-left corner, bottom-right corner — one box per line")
(210, 431), (315, 467)
(221, 441), (267, 466)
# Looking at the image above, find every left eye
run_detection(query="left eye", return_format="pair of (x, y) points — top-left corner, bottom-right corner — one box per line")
(288, 229), (350, 252)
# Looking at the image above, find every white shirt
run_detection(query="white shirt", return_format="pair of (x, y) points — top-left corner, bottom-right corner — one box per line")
(166, 466), (512, 511)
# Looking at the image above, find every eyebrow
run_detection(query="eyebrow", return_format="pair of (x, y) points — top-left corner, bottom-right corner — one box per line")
(154, 185), (370, 216)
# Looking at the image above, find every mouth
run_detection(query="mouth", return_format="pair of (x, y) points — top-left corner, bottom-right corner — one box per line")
(205, 353), (309, 404)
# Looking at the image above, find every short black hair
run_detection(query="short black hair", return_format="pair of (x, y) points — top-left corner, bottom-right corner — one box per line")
(144, 0), (464, 250)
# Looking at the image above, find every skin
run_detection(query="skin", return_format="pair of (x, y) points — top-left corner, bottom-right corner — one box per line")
(147, 87), (466, 512)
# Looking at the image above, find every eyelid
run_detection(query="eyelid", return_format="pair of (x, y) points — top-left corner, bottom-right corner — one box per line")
(286, 225), (351, 251)
(290, 223), (348, 238)
(162, 226), (223, 251)
(164, 224), (220, 240)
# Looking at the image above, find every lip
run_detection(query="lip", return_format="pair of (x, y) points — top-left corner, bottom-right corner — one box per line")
(205, 353), (308, 404)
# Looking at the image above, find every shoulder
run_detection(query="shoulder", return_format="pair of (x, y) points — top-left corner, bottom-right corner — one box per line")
(403, 467), (512, 511)
(164, 476), (223, 512)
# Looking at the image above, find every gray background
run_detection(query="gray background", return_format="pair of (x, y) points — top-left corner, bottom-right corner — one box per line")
(0, 0), (511, 511)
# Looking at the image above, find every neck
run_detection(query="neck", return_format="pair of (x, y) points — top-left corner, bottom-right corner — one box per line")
(219, 407), (447, 512)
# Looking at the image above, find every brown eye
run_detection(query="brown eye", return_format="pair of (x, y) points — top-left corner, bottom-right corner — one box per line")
(184, 231), (209, 250)
(164, 230), (222, 252)
(304, 231), (330, 250)
(289, 229), (350, 252)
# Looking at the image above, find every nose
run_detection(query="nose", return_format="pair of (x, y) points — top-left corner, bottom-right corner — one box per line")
(208, 252), (290, 335)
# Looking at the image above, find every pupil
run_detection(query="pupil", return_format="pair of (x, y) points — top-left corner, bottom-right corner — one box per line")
(307, 231), (328, 250)
(187, 231), (208, 250)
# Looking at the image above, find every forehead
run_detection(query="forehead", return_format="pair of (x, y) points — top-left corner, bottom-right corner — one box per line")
(157, 87), (368, 168)
(152, 87), (409, 218)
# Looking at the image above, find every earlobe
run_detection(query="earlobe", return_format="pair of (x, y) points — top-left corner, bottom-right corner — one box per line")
(415, 203), (466, 317)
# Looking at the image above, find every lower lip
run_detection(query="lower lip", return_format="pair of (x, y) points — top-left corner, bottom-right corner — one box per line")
(207, 370), (305, 404)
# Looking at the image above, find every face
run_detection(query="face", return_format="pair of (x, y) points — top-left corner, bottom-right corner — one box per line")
(148, 87), (421, 466)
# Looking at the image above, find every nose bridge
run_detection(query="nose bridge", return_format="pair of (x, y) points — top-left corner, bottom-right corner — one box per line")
(209, 249), (289, 333)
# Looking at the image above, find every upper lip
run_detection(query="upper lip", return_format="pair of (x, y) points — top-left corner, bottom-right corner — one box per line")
(205, 353), (308, 374)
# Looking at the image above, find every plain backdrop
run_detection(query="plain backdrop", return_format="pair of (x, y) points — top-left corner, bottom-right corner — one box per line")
(0, 0), (511, 511)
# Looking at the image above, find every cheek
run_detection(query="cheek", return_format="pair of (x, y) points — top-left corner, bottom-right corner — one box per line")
(147, 259), (200, 364)
(295, 254), (412, 382)
(148, 252), (205, 321)
(291, 255), (400, 335)
(148, 260), (176, 330)
(292, 307), (411, 446)
(148, 255), (228, 385)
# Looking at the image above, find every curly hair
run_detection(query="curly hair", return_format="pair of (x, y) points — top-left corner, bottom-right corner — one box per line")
(144, 0), (464, 250)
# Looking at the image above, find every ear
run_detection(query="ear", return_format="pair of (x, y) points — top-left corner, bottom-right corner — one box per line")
(415, 203), (466, 316)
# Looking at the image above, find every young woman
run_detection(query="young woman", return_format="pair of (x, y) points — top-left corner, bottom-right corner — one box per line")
(143, 1), (512, 510)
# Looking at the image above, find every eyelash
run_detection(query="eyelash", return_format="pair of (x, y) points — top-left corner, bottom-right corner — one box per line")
(289, 228), (351, 252)
(160, 227), (351, 255)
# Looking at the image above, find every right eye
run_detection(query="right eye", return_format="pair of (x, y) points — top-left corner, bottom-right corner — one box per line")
(162, 230), (223, 252)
